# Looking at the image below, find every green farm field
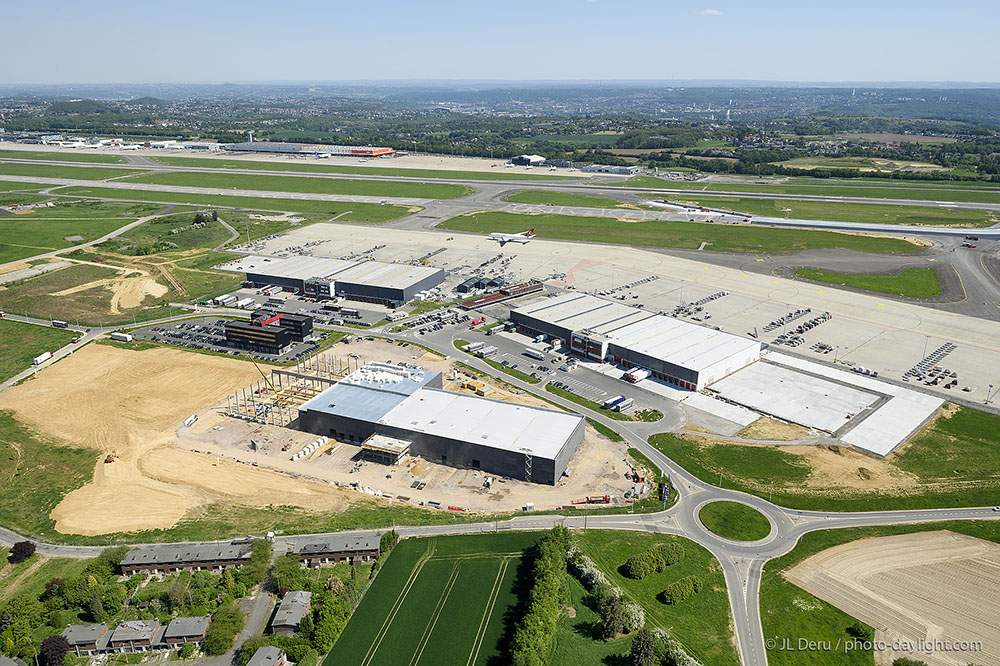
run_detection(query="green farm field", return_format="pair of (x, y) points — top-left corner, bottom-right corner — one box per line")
(54, 186), (415, 222)
(325, 532), (538, 666)
(439, 211), (922, 254)
(794, 267), (942, 298)
(151, 155), (579, 181)
(0, 216), (134, 263)
(125, 170), (473, 199)
(0, 149), (127, 164)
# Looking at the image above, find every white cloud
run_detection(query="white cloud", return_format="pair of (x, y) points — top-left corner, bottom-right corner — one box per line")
(699, 8), (722, 15)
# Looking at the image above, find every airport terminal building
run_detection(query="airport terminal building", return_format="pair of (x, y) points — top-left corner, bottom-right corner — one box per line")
(511, 293), (761, 390)
(298, 363), (584, 484)
(222, 255), (445, 307)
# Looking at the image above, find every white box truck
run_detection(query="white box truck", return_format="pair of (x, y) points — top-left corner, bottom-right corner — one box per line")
(33, 351), (53, 365)
(110, 332), (133, 342)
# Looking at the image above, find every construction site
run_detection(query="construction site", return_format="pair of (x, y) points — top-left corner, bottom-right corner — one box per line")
(0, 337), (644, 536)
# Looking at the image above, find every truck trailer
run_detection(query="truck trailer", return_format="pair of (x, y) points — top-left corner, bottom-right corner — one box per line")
(110, 332), (133, 342)
(623, 367), (650, 383)
(602, 395), (626, 409)
(523, 348), (546, 361)
(33, 351), (53, 365)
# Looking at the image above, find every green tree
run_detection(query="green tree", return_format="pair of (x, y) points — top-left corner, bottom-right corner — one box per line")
(601, 595), (625, 640)
(299, 613), (313, 637)
(628, 627), (655, 666)
(87, 592), (105, 622)
(178, 642), (198, 659)
(222, 569), (236, 590)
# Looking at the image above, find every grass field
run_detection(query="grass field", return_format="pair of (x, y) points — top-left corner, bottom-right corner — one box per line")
(573, 531), (738, 666)
(0, 319), (78, 383)
(517, 133), (622, 146)
(0, 162), (143, 181)
(762, 520), (1000, 666)
(648, 406), (1000, 511)
(125, 170), (473, 200)
(151, 155), (579, 181)
(0, 319), (77, 382)
(616, 174), (1000, 204)
(794, 268), (942, 298)
(0, 218), (133, 263)
(14, 200), (165, 219)
(0, 263), (130, 324)
(0, 180), (51, 192)
(0, 555), (91, 605)
(0, 149), (127, 164)
(325, 532), (539, 666)
(501, 190), (631, 208)
(659, 194), (996, 228)
(0, 192), (50, 207)
(52, 187), (414, 222)
(0, 410), (97, 537)
(698, 501), (772, 541)
(95, 211), (233, 255)
(550, 574), (631, 665)
(439, 211), (922, 255)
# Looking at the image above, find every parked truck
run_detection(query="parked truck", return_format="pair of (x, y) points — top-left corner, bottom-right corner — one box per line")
(465, 341), (485, 352)
(33, 351), (53, 365)
(623, 367), (650, 383)
(476, 345), (498, 358)
(615, 397), (635, 412)
(110, 332), (133, 343)
(523, 347), (546, 361)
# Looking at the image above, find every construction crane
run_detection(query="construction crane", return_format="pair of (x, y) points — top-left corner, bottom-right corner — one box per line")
(245, 354), (287, 406)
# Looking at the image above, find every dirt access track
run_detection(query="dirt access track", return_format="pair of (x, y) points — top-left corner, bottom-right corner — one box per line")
(786, 530), (1000, 666)
(0, 344), (350, 536)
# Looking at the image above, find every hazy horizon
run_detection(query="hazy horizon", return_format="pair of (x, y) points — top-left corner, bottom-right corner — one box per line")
(3, 0), (997, 85)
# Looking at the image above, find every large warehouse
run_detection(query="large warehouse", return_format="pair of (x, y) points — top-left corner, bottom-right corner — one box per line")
(298, 363), (584, 484)
(511, 293), (761, 390)
(222, 255), (445, 307)
(225, 142), (394, 157)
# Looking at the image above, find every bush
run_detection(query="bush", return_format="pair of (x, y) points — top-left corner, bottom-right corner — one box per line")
(847, 620), (874, 641)
(622, 543), (683, 580)
(9, 541), (36, 563)
(178, 642), (198, 659)
(509, 527), (572, 665)
(203, 603), (246, 655)
(660, 576), (702, 605)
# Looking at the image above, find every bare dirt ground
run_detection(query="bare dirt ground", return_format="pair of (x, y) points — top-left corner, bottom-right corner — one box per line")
(737, 418), (811, 441)
(0, 262), (30, 275)
(786, 530), (1000, 666)
(683, 434), (918, 492)
(0, 344), (351, 535)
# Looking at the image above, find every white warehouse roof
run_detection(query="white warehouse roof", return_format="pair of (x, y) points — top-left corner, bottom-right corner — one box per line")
(606, 314), (761, 373)
(514, 293), (653, 335)
(221, 254), (440, 288)
(379, 388), (582, 459)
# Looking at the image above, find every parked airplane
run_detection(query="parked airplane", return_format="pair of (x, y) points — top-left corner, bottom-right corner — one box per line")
(488, 229), (534, 245)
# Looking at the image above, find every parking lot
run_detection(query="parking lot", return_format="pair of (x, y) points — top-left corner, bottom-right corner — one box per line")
(133, 317), (328, 363)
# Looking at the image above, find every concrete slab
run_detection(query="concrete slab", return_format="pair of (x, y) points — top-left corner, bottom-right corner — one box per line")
(681, 392), (759, 427)
(711, 361), (880, 432)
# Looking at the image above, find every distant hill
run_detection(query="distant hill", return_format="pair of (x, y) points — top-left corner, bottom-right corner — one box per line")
(47, 99), (116, 115)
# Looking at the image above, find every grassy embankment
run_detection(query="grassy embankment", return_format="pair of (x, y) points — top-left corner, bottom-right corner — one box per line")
(440, 211), (923, 254)
(0, 162), (144, 180)
(648, 405), (1000, 511)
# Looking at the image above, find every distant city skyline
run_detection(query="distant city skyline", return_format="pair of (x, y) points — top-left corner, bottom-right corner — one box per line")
(3, 0), (997, 85)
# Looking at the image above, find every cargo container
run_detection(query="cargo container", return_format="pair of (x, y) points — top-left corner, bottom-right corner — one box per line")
(33, 351), (53, 365)
(183, 414), (198, 427)
(110, 332), (133, 342)
(523, 348), (546, 361)
(623, 367), (650, 383)
(603, 395), (626, 409)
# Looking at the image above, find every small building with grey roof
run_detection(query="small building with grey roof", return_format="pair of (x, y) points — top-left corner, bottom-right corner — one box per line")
(271, 591), (312, 635)
(120, 542), (252, 575)
(163, 616), (211, 645)
(62, 624), (110, 656)
(247, 646), (286, 666)
(109, 620), (162, 653)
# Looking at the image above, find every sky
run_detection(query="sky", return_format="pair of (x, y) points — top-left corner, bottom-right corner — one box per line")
(3, 0), (998, 84)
